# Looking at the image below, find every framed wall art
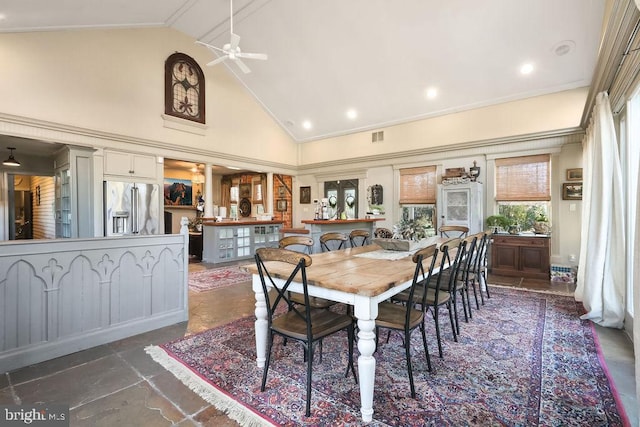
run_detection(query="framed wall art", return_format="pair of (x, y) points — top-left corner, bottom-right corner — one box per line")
(566, 168), (583, 181)
(164, 178), (193, 206)
(239, 183), (252, 199)
(562, 182), (583, 200)
(276, 199), (288, 212)
(300, 186), (311, 204)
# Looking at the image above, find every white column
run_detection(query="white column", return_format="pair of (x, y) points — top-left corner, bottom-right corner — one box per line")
(267, 172), (274, 215)
(204, 163), (213, 217)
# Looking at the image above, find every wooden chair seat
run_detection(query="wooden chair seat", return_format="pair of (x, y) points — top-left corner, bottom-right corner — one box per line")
(376, 302), (424, 330)
(272, 308), (353, 341)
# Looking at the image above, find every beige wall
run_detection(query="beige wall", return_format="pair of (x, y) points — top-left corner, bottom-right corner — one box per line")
(299, 88), (588, 165)
(0, 28), (298, 167)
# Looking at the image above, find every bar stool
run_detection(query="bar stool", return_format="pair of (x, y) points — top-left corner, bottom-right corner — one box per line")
(349, 229), (370, 247)
(320, 232), (348, 252)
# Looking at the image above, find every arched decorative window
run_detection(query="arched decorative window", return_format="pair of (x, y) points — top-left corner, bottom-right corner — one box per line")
(165, 53), (205, 124)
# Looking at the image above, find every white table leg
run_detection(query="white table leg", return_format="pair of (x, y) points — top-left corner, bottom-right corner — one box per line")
(355, 298), (377, 422)
(253, 275), (268, 368)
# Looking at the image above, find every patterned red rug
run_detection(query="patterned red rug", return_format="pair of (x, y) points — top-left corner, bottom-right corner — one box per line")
(146, 287), (631, 426)
(188, 266), (252, 293)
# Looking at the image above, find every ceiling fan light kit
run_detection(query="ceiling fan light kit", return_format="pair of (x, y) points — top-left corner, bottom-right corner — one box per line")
(195, 0), (267, 74)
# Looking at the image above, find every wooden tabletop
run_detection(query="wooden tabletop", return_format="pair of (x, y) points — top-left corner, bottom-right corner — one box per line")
(243, 244), (450, 298)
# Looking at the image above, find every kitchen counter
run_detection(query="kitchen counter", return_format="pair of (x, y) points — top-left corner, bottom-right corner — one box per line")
(301, 218), (385, 252)
(301, 218), (385, 225)
(202, 219), (284, 226)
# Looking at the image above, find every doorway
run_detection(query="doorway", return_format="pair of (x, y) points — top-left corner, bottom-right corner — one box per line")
(324, 179), (358, 220)
(7, 174), (55, 240)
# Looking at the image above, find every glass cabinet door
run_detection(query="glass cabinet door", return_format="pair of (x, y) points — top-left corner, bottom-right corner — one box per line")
(442, 188), (469, 224)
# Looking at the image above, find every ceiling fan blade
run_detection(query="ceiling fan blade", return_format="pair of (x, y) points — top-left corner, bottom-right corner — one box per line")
(236, 52), (268, 61)
(207, 56), (228, 67)
(234, 58), (252, 74)
(195, 40), (226, 53)
(229, 33), (241, 50)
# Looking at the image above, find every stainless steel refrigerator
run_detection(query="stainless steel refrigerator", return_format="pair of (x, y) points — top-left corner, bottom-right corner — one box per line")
(104, 181), (160, 236)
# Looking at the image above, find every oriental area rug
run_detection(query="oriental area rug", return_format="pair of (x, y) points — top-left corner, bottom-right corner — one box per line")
(146, 287), (630, 426)
(188, 266), (252, 293)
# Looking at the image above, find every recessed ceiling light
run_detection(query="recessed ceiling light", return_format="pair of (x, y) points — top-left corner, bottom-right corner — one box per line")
(302, 120), (312, 130)
(0, 14), (6, 21)
(425, 87), (438, 99)
(346, 109), (358, 120)
(520, 63), (534, 75)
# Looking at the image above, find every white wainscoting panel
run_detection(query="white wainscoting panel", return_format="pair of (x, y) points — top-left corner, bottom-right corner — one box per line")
(0, 232), (188, 372)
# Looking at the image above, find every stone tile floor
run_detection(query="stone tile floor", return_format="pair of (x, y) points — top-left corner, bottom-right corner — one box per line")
(1, 261), (636, 426)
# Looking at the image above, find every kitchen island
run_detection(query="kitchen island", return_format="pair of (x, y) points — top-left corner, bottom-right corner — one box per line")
(201, 219), (284, 264)
(301, 218), (385, 253)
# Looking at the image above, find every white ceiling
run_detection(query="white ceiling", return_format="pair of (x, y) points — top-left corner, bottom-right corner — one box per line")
(0, 0), (606, 143)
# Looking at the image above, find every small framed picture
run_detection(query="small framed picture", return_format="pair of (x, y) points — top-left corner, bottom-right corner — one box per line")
(562, 182), (583, 200)
(239, 183), (251, 199)
(566, 168), (583, 181)
(278, 186), (286, 197)
(276, 199), (288, 212)
(300, 186), (311, 204)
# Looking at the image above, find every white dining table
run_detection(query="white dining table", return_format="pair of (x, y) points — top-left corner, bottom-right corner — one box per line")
(243, 239), (449, 422)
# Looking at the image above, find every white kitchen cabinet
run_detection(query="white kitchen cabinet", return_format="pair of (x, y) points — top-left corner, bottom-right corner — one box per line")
(54, 146), (94, 238)
(202, 221), (282, 264)
(104, 150), (157, 180)
(437, 182), (483, 235)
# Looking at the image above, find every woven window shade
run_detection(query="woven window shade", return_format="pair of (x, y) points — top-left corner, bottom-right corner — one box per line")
(399, 166), (437, 204)
(495, 155), (550, 201)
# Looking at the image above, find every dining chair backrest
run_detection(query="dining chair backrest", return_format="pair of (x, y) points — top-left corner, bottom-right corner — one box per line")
(411, 244), (439, 310)
(373, 227), (393, 239)
(439, 238), (467, 293)
(439, 225), (469, 239)
(470, 232), (486, 273)
(349, 229), (370, 247)
(254, 247), (313, 325)
(320, 232), (348, 251)
(460, 235), (478, 281)
(279, 235), (314, 254)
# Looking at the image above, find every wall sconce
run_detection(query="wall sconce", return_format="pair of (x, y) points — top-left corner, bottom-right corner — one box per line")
(3, 147), (20, 167)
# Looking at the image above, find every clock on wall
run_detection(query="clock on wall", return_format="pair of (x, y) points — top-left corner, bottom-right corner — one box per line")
(239, 198), (252, 217)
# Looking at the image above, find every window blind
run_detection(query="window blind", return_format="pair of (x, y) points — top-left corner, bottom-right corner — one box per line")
(495, 154), (550, 201)
(399, 166), (437, 204)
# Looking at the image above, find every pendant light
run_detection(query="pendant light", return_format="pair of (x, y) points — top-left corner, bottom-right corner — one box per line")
(192, 164), (204, 184)
(3, 147), (20, 167)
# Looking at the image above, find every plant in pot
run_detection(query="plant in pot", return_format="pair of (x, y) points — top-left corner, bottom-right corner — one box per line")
(485, 215), (511, 234)
(533, 213), (551, 235)
(393, 218), (430, 241)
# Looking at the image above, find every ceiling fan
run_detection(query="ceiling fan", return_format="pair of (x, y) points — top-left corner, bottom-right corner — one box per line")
(195, 0), (268, 74)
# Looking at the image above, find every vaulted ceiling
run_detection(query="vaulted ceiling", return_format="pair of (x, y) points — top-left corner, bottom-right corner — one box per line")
(0, 0), (606, 143)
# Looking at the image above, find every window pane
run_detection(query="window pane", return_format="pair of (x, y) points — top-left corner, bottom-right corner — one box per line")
(498, 202), (549, 231)
(400, 204), (437, 236)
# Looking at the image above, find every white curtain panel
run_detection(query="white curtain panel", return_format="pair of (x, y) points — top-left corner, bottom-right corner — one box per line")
(575, 91), (626, 328)
(635, 154), (640, 421)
